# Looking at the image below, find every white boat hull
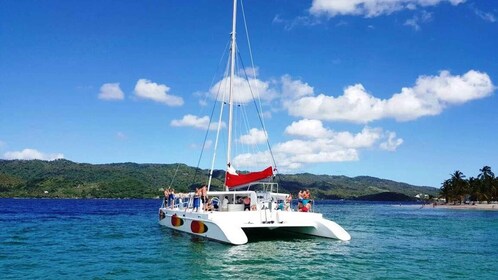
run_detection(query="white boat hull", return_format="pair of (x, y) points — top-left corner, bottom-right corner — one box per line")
(159, 206), (351, 245)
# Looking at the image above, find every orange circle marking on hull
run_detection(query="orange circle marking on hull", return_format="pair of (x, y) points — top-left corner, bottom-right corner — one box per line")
(190, 220), (208, 233)
(171, 214), (184, 227)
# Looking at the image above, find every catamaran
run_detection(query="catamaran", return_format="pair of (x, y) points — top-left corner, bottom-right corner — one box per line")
(158, 0), (351, 245)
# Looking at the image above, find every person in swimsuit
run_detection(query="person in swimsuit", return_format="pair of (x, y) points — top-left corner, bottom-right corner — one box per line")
(297, 190), (303, 211)
(201, 185), (208, 211)
(163, 188), (169, 207)
(193, 188), (200, 212)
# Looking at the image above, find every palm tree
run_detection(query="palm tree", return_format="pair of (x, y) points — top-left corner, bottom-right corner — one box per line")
(440, 179), (452, 203)
(478, 166), (496, 202)
(468, 177), (481, 202)
(450, 170), (468, 204)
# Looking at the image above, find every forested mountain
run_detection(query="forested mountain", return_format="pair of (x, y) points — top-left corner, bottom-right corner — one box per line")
(0, 159), (437, 200)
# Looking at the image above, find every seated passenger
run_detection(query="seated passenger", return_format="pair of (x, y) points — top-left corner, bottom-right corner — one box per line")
(300, 203), (309, 212)
(276, 200), (284, 211)
(211, 197), (219, 211)
(243, 196), (251, 211)
(285, 194), (292, 211)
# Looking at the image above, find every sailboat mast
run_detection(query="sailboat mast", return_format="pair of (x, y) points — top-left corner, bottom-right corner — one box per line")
(227, 0), (237, 174)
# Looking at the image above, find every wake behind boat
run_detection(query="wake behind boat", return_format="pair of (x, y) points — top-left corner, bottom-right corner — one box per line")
(158, 0), (351, 245)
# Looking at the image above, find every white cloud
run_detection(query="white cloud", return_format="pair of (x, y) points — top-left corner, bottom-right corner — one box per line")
(238, 67), (259, 78)
(285, 70), (494, 123)
(171, 114), (224, 131)
(98, 83), (124, 101)
(309, 0), (465, 18)
(272, 14), (322, 30)
(380, 131), (404, 151)
(472, 6), (496, 23)
(285, 119), (330, 138)
(134, 79), (184, 106)
(404, 11), (433, 30)
(287, 84), (386, 123)
(0, 140), (5, 148)
(3, 148), (64, 161)
(238, 128), (268, 145)
(232, 119), (403, 171)
(209, 75), (275, 104)
(386, 70), (494, 121)
(281, 75), (314, 100)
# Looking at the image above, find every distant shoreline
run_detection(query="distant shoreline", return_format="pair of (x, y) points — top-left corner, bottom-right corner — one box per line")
(426, 203), (498, 211)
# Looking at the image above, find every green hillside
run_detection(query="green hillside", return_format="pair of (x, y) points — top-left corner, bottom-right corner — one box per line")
(0, 159), (438, 200)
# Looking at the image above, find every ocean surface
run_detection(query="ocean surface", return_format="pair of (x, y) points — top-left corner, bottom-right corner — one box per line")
(1, 199), (497, 279)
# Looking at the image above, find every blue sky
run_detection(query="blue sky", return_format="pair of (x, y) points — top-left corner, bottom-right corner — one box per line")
(1, 0), (497, 187)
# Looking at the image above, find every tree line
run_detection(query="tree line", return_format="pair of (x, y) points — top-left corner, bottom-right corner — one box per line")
(440, 166), (497, 203)
(0, 159), (438, 199)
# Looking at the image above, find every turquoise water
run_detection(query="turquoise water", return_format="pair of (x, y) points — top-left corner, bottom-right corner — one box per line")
(1, 199), (497, 279)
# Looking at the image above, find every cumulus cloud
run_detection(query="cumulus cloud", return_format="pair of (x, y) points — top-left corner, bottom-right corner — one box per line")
(209, 75), (276, 104)
(380, 131), (404, 151)
(98, 83), (124, 100)
(232, 119), (403, 171)
(285, 70), (494, 123)
(281, 75), (314, 100)
(3, 148), (64, 161)
(238, 128), (268, 145)
(310, 0), (466, 18)
(171, 114), (224, 131)
(134, 79), (184, 106)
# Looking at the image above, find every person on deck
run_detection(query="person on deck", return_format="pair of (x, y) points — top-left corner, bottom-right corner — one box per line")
(177, 193), (184, 210)
(193, 188), (200, 212)
(285, 194), (292, 211)
(222, 196), (229, 211)
(243, 196), (251, 211)
(201, 185), (208, 211)
(297, 190), (304, 211)
(168, 189), (175, 209)
(163, 188), (169, 207)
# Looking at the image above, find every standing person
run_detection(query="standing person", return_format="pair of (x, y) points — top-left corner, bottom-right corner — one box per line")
(297, 190), (304, 211)
(201, 185), (208, 211)
(304, 189), (311, 212)
(222, 196), (229, 211)
(178, 193), (184, 210)
(193, 188), (200, 212)
(168, 189), (175, 209)
(301, 189), (309, 211)
(163, 188), (170, 207)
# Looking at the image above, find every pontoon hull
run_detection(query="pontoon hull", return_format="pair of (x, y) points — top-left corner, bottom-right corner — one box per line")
(159, 208), (351, 245)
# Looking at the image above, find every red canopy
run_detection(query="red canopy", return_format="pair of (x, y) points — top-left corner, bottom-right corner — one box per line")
(225, 166), (273, 188)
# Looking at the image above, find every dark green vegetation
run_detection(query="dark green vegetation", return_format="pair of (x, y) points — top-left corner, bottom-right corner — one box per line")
(0, 159), (437, 200)
(440, 166), (498, 203)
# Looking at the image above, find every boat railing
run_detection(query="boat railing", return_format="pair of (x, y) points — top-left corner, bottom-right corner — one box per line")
(161, 194), (193, 210)
(161, 190), (315, 213)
